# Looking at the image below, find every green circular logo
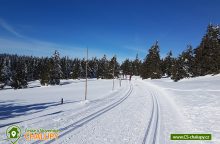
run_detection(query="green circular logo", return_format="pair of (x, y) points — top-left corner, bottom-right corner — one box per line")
(6, 125), (21, 144)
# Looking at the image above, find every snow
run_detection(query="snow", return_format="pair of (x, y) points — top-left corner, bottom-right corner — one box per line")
(146, 74), (220, 143)
(0, 75), (220, 144)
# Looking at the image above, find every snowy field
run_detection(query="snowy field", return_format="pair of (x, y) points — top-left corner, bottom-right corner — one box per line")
(0, 75), (220, 144)
(147, 75), (220, 143)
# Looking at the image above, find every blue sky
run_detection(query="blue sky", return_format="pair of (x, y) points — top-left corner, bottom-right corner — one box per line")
(0, 0), (219, 61)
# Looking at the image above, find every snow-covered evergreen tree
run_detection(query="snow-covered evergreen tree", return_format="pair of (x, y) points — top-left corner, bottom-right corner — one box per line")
(40, 57), (50, 85)
(171, 58), (184, 82)
(11, 58), (28, 89)
(180, 45), (194, 77)
(141, 41), (162, 79)
(194, 24), (220, 75)
(108, 56), (120, 79)
(132, 54), (142, 76)
(49, 50), (62, 85)
(121, 59), (132, 77)
(72, 58), (81, 79)
(97, 55), (109, 79)
(0, 58), (12, 88)
(162, 51), (174, 77)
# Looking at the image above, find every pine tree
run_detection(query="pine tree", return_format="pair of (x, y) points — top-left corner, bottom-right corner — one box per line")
(171, 58), (183, 82)
(171, 45), (195, 81)
(121, 59), (133, 77)
(92, 57), (99, 78)
(11, 58), (28, 89)
(194, 24), (220, 75)
(97, 55), (109, 79)
(88, 57), (99, 78)
(141, 41), (162, 79)
(49, 50), (62, 85)
(108, 56), (120, 79)
(80, 58), (86, 78)
(72, 58), (81, 79)
(33, 58), (41, 80)
(132, 54), (142, 76)
(0, 58), (12, 88)
(61, 57), (72, 79)
(40, 58), (50, 85)
(180, 45), (194, 77)
(162, 50), (174, 77)
(0, 59), (4, 89)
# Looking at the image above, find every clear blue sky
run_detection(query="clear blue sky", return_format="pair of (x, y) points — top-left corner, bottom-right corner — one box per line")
(0, 0), (219, 61)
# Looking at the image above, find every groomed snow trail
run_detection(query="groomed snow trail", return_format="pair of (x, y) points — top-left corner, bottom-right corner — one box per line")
(42, 84), (133, 144)
(50, 80), (155, 144)
(24, 80), (193, 144)
(1, 78), (215, 144)
(142, 86), (160, 144)
(140, 80), (207, 144)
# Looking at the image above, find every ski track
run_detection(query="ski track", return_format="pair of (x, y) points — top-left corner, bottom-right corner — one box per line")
(1, 77), (216, 144)
(56, 80), (154, 144)
(141, 86), (160, 144)
(33, 84), (133, 144)
(0, 81), (130, 144)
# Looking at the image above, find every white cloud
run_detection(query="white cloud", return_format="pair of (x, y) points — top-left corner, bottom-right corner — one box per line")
(0, 37), (110, 59)
(0, 18), (24, 38)
(0, 37), (85, 57)
(0, 18), (88, 58)
(0, 18), (124, 60)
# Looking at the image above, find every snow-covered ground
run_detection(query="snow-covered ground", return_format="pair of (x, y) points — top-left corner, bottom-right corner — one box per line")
(0, 75), (219, 144)
(146, 75), (220, 143)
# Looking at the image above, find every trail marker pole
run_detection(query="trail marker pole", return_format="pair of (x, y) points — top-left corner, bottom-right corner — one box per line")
(119, 70), (122, 87)
(112, 55), (115, 90)
(85, 47), (88, 100)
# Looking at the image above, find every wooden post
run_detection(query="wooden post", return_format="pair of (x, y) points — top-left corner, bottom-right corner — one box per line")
(85, 47), (88, 100)
(119, 70), (122, 87)
(112, 55), (115, 90)
(120, 76), (121, 87)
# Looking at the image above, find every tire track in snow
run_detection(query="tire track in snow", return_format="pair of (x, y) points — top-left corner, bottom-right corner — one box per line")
(142, 85), (160, 144)
(33, 84), (133, 144)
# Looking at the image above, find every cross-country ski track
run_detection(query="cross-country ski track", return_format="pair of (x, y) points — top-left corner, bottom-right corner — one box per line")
(34, 80), (163, 144)
(1, 76), (219, 144)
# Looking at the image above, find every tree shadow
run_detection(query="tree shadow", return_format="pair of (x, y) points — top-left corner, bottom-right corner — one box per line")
(0, 102), (60, 120)
(0, 111), (63, 128)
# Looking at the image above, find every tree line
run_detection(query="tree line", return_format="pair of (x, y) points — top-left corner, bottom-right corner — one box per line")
(0, 24), (219, 89)
(121, 24), (220, 81)
(0, 51), (121, 89)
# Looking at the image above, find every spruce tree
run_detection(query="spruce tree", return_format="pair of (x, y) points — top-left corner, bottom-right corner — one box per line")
(180, 45), (194, 77)
(171, 58), (183, 82)
(97, 55), (109, 79)
(194, 24), (220, 75)
(72, 58), (81, 79)
(40, 58), (50, 85)
(162, 50), (174, 77)
(91, 57), (99, 78)
(11, 58), (28, 89)
(132, 54), (142, 76)
(49, 50), (62, 85)
(141, 41), (162, 79)
(108, 56), (120, 79)
(121, 59), (133, 77)
(80, 58), (86, 78)
(0, 60), (3, 89)
(0, 58), (12, 88)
